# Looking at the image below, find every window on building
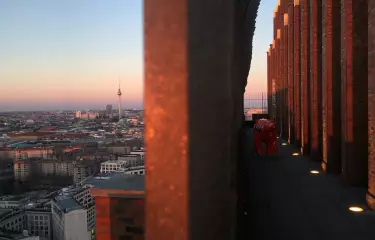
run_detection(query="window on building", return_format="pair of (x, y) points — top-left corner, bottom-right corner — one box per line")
(126, 226), (144, 235)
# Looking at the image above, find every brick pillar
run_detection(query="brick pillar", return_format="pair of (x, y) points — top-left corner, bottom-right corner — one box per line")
(309, 0), (323, 161)
(145, 0), (244, 239)
(340, 0), (368, 186)
(322, 0), (342, 173)
(275, 6), (281, 133)
(294, 0), (301, 147)
(274, 6), (278, 40)
(300, 0), (311, 155)
(267, 50), (270, 115)
(276, 28), (282, 134)
(283, 14), (289, 141)
(267, 49), (272, 117)
(271, 42), (277, 120)
(367, 0), (375, 210)
(95, 197), (111, 239)
(288, 5), (294, 144)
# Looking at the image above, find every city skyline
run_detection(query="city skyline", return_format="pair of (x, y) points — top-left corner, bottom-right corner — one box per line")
(0, 0), (276, 111)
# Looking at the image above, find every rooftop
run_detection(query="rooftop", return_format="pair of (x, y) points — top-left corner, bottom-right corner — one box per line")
(85, 172), (144, 197)
(53, 195), (82, 213)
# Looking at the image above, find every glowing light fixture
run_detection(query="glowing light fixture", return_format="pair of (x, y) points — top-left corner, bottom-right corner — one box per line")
(310, 170), (319, 174)
(292, 152), (299, 156)
(349, 206), (364, 212)
(282, 143), (287, 146)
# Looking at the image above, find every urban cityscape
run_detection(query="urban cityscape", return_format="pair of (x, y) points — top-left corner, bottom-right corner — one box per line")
(0, 1), (146, 239)
(5, 0), (375, 239)
(0, 82), (145, 239)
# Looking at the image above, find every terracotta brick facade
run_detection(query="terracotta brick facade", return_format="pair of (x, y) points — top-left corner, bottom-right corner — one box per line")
(367, 0), (375, 210)
(293, 2), (301, 146)
(267, 0), (375, 210)
(309, 0), (323, 162)
(322, 0), (342, 173)
(288, 4), (294, 144)
(300, 0), (311, 155)
(95, 196), (145, 240)
(340, 0), (368, 186)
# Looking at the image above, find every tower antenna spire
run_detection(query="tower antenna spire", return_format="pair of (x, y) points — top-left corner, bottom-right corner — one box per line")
(117, 77), (122, 120)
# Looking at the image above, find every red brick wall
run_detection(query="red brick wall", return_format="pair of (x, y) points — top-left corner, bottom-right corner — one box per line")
(300, 0), (311, 155)
(288, 4), (295, 144)
(95, 196), (145, 240)
(294, 2), (301, 146)
(309, 0), (323, 162)
(283, 14), (289, 141)
(322, 0), (342, 173)
(340, 0), (368, 186)
(367, 0), (375, 210)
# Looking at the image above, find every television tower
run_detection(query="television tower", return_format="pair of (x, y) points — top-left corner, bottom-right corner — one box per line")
(117, 78), (122, 120)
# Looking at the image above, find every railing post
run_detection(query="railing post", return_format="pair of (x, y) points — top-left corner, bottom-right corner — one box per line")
(261, 92), (264, 114)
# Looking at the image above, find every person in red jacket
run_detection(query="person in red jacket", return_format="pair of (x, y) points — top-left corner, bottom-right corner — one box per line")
(253, 119), (278, 156)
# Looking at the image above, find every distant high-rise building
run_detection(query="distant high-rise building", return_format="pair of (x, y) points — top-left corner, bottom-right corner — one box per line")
(117, 79), (122, 119)
(75, 111), (99, 119)
(105, 104), (113, 116)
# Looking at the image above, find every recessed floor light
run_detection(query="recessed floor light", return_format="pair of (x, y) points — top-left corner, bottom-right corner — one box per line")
(292, 153), (299, 156)
(310, 170), (319, 174)
(282, 143), (287, 146)
(349, 206), (364, 212)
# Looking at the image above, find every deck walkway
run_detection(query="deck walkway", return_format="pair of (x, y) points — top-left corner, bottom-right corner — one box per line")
(243, 127), (375, 240)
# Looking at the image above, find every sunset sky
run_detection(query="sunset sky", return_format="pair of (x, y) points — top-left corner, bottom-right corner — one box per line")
(0, 0), (276, 111)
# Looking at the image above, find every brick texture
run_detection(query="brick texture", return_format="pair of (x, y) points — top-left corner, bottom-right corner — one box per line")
(271, 44), (277, 119)
(281, 0), (293, 141)
(294, 2), (301, 147)
(340, 0), (368, 186)
(300, 0), (311, 155)
(322, 0), (342, 173)
(309, 0), (323, 162)
(288, 4), (295, 144)
(283, 16), (289, 141)
(267, 50), (272, 117)
(276, 9), (282, 134)
(367, 0), (375, 210)
(95, 196), (145, 240)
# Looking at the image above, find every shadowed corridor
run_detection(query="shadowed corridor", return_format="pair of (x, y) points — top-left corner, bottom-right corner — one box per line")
(243, 126), (375, 240)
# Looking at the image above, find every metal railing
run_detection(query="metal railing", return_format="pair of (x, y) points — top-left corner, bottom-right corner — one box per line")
(244, 92), (268, 120)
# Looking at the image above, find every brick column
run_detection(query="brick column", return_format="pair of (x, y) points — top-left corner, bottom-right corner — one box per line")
(294, 0), (301, 147)
(283, 13), (289, 141)
(309, 0), (323, 161)
(144, 0), (246, 239)
(300, 0), (310, 155)
(340, 0), (368, 186)
(275, 6), (282, 133)
(322, 0), (342, 173)
(276, 28), (282, 134)
(288, 5), (294, 144)
(95, 197), (111, 239)
(367, 0), (375, 210)
(267, 50), (270, 115)
(271, 42), (277, 120)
